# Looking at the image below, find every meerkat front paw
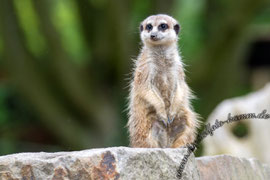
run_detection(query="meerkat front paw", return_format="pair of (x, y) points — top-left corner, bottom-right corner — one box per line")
(168, 105), (179, 125)
(157, 113), (168, 128)
(167, 115), (175, 125)
(158, 113), (176, 127)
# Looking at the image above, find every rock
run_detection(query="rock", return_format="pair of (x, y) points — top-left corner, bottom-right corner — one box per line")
(196, 155), (270, 180)
(0, 147), (199, 180)
(203, 83), (270, 164)
(0, 147), (270, 180)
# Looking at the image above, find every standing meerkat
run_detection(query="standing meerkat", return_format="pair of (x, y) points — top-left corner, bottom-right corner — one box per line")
(127, 14), (199, 148)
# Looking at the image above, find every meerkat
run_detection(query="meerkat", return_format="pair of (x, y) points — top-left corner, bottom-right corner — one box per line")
(127, 14), (199, 148)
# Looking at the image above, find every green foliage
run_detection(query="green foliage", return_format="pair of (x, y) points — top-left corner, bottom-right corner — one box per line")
(13, 0), (46, 57)
(0, 87), (8, 125)
(253, 6), (270, 24)
(0, 139), (16, 155)
(51, 0), (89, 64)
(174, 0), (205, 61)
(89, 0), (107, 9)
(0, 36), (3, 55)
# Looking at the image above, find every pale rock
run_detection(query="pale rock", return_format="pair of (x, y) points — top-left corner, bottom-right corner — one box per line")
(203, 83), (270, 164)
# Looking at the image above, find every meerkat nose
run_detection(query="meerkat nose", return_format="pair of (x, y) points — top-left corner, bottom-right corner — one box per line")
(150, 33), (158, 40)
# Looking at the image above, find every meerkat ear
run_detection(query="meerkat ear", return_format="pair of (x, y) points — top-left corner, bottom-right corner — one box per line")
(174, 24), (180, 34)
(140, 24), (143, 32)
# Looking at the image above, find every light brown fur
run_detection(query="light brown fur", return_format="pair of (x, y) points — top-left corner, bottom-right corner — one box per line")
(127, 14), (199, 148)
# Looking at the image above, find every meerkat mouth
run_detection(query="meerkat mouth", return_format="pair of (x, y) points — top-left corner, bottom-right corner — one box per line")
(151, 37), (163, 41)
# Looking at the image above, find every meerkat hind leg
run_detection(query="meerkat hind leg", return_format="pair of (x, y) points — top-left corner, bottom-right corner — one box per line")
(150, 120), (168, 148)
(172, 129), (194, 148)
(168, 115), (189, 147)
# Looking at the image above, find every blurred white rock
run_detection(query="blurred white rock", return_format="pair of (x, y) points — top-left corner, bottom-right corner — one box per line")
(203, 82), (270, 164)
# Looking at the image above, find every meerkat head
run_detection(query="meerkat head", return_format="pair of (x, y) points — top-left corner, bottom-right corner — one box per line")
(140, 14), (180, 47)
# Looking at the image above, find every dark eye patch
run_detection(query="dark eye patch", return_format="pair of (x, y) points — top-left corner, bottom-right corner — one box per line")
(158, 23), (168, 31)
(146, 24), (153, 31)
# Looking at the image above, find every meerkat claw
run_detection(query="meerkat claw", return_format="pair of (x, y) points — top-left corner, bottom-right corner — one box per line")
(167, 116), (171, 124)
(162, 119), (168, 128)
(157, 114), (168, 127)
(168, 116), (175, 124)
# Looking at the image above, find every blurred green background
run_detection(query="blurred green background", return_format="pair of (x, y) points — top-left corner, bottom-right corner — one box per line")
(0, 0), (270, 156)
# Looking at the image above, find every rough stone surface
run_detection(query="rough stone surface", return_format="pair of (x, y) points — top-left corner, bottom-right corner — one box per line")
(196, 155), (270, 180)
(0, 147), (270, 180)
(0, 147), (199, 180)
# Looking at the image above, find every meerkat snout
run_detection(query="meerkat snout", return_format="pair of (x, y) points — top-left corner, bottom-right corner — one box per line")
(140, 14), (180, 46)
(150, 32), (158, 41)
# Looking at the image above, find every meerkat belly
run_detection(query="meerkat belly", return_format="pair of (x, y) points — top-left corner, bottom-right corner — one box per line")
(153, 72), (176, 110)
(151, 71), (182, 147)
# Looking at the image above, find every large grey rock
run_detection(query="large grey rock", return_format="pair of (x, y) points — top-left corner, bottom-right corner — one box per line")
(1, 147), (270, 180)
(0, 147), (199, 180)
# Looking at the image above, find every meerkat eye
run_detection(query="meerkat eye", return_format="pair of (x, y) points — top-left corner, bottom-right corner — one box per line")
(146, 24), (153, 31)
(158, 23), (168, 31)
